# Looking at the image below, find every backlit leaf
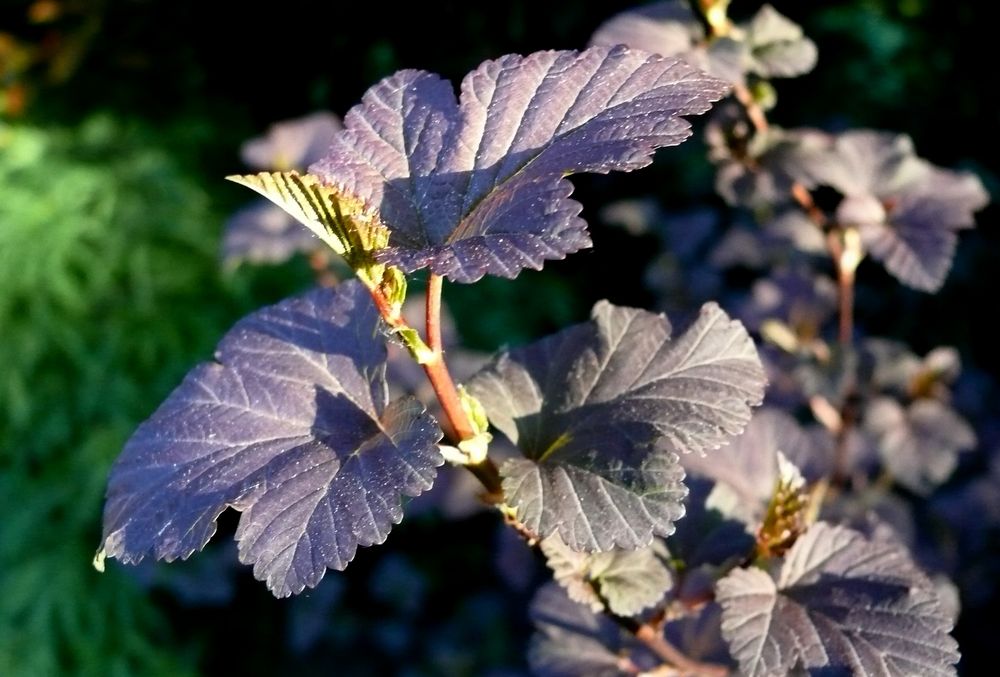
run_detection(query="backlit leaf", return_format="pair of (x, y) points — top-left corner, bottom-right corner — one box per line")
(312, 45), (728, 282)
(99, 281), (443, 597)
(226, 171), (389, 276)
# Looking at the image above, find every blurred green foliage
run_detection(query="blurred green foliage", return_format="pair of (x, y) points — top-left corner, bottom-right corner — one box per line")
(0, 113), (293, 675)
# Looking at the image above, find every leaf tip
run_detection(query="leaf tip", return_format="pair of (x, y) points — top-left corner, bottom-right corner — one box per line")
(92, 547), (107, 573)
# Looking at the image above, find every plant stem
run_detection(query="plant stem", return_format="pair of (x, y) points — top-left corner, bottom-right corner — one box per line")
(424, 274), (503, 496)
(615, 615), (729, 677)
(732, 82), (769, 135)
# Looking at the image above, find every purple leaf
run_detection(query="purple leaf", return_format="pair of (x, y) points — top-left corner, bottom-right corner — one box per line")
(808, 130), (989, 291)
(312, 46), (728, 282)
(717, 522), (959, 677)
(865, 397), (975, 495)
(99, 281), (443, 597)
(540, 535), (672, 616)
(221, 200), (322, 265)
(241, 112), (342, 171)
(744, 4), (818, 78)
(737, 266), (837, 336)
(469, 301), (764, 551)
(590, 2), (816, 83)
(681, 407), (822, 524)
(589, 1), (749, 84)
(528, 583), (656, 676)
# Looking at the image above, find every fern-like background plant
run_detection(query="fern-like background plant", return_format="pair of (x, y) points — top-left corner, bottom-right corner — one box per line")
(2, 1), (996, 675)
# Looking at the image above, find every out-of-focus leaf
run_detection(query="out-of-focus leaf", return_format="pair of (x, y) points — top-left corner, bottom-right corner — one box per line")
(663, 602), (734, 667)
(717, 522), (959, 677)
(540, 535), (671, 616)
(806, 130), (988, 291)
(738, 266), (836, 341)
(469, 301), (764, 551)
(312, 46), (728, 282)
(588, 1), (749, 84)
(707, 117), (830, 208)
(591, 3), (816, 85)
(528, 583), (656, 677)
(221, 200), (321, 265)
(682, 408), (819, 526)
(100, 281), (443, 597)
(745, 5), (818, 78)
(865, 397), (975, 495)
(589, 1), (704, 61)
(240, 111), (341, 171)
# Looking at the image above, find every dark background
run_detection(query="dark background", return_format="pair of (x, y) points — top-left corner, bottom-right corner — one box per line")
(1, 1), (995, 674)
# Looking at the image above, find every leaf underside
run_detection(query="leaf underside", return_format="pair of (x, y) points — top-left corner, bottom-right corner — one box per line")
(311, 45), (729, 282)
(100, 281), (443, 597)
(469, 301), (764, 552)
(716, 522), (959, 677)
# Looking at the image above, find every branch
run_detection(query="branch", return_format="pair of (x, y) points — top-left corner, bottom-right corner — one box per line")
(424, 274), (504, 497)
(615, 614), (730, 677)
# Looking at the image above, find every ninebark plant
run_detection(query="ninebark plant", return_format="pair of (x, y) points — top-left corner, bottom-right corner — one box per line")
(97, 3), (987, 675)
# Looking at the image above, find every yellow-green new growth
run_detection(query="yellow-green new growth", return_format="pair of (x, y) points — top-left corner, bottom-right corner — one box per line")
(226, 171), (391, 288)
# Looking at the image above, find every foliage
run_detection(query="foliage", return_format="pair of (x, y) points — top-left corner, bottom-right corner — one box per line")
(4, 1), (996, 675)
(0, 114), (245, 675)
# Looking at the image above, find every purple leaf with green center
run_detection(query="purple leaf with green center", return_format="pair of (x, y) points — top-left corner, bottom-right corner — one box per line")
(717, 522), (959, 677)
(241, 111), (342, 171)
(468, 301), (764, 552)
(311, 45), (728, 282)
(807, 130), (989, 291)
(99, 280), (443, 597)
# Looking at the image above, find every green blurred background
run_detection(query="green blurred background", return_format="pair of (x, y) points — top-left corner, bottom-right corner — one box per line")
(1, 1), (995, 675)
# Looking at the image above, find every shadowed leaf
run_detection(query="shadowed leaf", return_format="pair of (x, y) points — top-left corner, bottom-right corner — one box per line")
(470, 301), (764, 551)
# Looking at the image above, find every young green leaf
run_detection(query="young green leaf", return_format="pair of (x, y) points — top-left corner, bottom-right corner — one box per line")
(226, 171), (390, 282)
(469, 301), (764, 552)
(717, 522), (959, 676)
(540, 535), (672, 617)
(311, 45), (729, 282)
(99, 281), (443, 597)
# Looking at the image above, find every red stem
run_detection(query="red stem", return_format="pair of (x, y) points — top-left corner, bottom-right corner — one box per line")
(423, 274), (503, 496)
(616, 615), (730, 677)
